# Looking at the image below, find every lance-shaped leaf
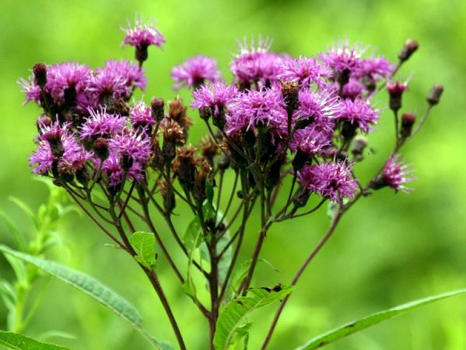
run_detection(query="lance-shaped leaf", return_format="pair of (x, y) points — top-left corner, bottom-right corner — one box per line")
(0, 331), (71, 350)
(295, 289), (466, 350)
(0, 245), (173, 350)
(130, 232), (157, 270)
(214, 285), (293, 350)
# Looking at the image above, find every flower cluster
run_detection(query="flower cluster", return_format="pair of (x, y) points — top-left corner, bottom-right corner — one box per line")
(23, 19), (433, 215)
(21, 17), (443, 350)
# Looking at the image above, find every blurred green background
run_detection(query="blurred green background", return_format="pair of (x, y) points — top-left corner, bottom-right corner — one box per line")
(1, 0), (465, 349)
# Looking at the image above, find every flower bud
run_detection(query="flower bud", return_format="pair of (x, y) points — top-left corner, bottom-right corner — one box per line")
(398, 39), (419, 63)
(151, 97), (165, 123)
(426, 84), (444, 106)
(281, 81), (299, 117)
(199, 106), (212, 121)
(293, 186), (311, 209)
(351, 136), (368, 162)
(135, 45), (149, 65)
(400, 113), (416, 138)
(33, 63), (47, 88)
(93, 137), (109, 161)
(387, 81), (408, 113)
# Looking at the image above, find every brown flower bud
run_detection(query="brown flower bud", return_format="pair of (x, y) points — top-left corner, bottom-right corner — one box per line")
(427, 84), (444, 106)
(351, 136), (368, 162)
(151, 97), (165, 123)
(400, 113), (416, 138)
(398, 39), (419, 63)
(33, 63), (47, 88)
(93, 137), (109, 161)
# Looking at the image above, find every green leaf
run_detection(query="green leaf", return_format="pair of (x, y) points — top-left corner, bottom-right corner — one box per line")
(183, 216), (203, 254)
(214, 285), (294, 350)
(0, 245), (173, 350)
(0, 210), (27, 250)
(228, 259), (281, 300)
(295, 289), (466, 350)
(0, 331), (71, 350)
(129, 232), (157, 270)
(9, 197), (38, 229)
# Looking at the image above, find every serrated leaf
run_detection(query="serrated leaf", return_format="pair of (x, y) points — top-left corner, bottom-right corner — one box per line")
(214, 285), (294, 350)
(0, 331), (70, 350)
(295, 289), (466, 350)
(0, 245), (172, 350)
(129, 232), (157, 270)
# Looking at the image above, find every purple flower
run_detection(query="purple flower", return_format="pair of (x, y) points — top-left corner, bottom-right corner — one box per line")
(45, 63), (91, 105)
(19, 76), (42, 104)
(38, 120), (68, 143)
(230, 37), (287, 88)
(226, 86), (287, 135)
(80, 108), (127, 140)
(99, 150), (144, 187)
(171, 56), (221, 90)
(19, 62), (91, 106)
(87, 61), (146, 103)
(293, 89), (341, 126)
(381, 155), (414, 192)
(109, 128), (152, 164)
(297, 161), (357, 202)
(320, 41), (367, 76)
(29, 134), (91, 176)
(122, 17), (166, 49)
(360, 56), (394, 80)
(338, 99), (379, 133)
(29, 142), (55, 175)
(279, 57), (331, 89)
(386, 80), (408, 95)
(289, 126), (333, 157)
(340, 79), (365, 100)
(130, 100), (155, 128)
(104, 60), (147, 90)
(191, 81), (239, 117)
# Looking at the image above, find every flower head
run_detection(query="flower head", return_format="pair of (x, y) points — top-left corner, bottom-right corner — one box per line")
(109, 128), (152, 164)
(340, 79), (365, 100)
(226, 86), (287, 135)
(230, 37), (286, 88)
(191, 81), (239, 117)
(380, 155), (415, 192)
(360, 56), (394, 80)
(19, 62), (91, 106)
(293, 89), (341, 126)
(80, 108), (127, 141)
(104, 60), (147, 90)
(122, 17), (165, 49)
(279, 57), (331, 89)
(320, 41), (367, 76)
(289, 126), (333, 157)
(30, 133), (91, 178)
(130, 100), (155, 128)
(99, 150), (145, 187)
(171, 56), (221, 90)
(297, 161), (357, 202)
(338, 99), (379, 133)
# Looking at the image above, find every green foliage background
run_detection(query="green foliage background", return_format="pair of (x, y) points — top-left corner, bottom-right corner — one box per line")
(0, 0), (465, 349)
